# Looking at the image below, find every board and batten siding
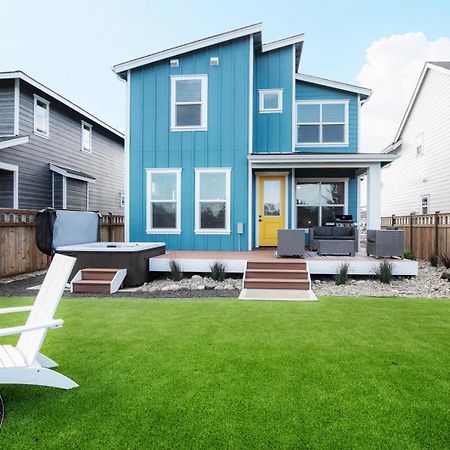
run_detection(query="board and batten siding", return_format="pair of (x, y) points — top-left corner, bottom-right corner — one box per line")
(0, 80), (15, 136)
(0, 81), (124, 213)
(381, 68), (450, 216)
(253, 46), (293, 153)
(295, 81), (359, 153)
(129, 36), (250, 250)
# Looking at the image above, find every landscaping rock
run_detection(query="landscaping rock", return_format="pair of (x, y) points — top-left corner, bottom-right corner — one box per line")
(191, 275), (203, 282)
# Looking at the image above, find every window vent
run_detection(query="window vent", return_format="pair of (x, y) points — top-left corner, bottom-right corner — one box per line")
(210, 57), (219, 66)
(170, 59), (179, 68)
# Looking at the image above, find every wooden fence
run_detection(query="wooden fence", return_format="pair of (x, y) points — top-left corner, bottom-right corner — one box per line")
(381, 211), (450, 260)
(0, 209), (124, 278)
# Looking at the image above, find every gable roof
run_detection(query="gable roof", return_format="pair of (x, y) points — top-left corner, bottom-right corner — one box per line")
(295, 73), (372, 99)
(113, 24), (305, 77)
(113, 23), (262, 76)
(0, 71), (124, 140)
(391, 61), (450, 145)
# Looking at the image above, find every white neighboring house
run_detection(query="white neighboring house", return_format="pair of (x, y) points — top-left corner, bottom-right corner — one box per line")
(381, 62), (450, 217)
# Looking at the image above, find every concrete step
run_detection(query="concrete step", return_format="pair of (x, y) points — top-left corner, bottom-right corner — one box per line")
(245, 268), (308, 280)
(72, 280), (111, 294)
(244, 278), (310, 290)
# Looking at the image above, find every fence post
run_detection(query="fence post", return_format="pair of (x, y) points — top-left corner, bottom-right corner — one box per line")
(108, 212), (113, 242)
(409, 213), (414, 253)
(434, 211), (440, 256)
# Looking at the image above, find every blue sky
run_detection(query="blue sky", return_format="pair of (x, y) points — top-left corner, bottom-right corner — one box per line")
(1, 0), (450, 133)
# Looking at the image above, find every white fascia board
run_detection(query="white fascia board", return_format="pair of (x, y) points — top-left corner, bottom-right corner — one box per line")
(49, 163), (96, 184)
(382, 139), (402, 154)
(0, 135), (29, 150)
(296, 73), (372, 97)
(262, 33), (305, 53)
(248, 153), (397, 166)
(113, 23), (262, 74)
(394, 62), (450, 142)
(0, 71), (124, 140)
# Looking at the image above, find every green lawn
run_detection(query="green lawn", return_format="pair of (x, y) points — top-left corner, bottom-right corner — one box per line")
(0, 296), (449, 449)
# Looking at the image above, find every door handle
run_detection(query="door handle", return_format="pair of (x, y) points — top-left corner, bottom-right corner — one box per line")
(259, 219), (262, 222)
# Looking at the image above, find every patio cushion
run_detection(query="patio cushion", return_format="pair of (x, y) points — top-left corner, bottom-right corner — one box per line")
(314, 226), (333, 237)
(332, 227), (353, 237)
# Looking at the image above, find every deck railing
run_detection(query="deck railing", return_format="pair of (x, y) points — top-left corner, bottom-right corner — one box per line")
(381, 212), (450, 260)
(0, 209), (125, 278)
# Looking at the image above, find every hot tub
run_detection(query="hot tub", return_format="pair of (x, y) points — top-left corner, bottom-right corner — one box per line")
(56, 242), (166, 287)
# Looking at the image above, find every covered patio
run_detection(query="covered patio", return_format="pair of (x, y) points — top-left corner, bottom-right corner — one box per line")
(248, 152), (397, 251)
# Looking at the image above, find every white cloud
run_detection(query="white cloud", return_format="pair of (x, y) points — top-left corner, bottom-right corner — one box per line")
(358, 32), (450, 153)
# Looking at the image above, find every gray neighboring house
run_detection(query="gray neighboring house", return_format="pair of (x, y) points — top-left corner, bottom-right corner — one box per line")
(0, 71), (124, 214)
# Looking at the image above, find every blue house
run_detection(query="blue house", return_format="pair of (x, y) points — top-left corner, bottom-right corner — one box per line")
(113, 23), (394, 251)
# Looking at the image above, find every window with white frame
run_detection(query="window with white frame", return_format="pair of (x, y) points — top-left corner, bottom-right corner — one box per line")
(195, 168), (231, 233)
(171, 75), (208, 130)
(296, 101), (348, 145)
(259, 89), (283, 113)
(34, 94), (50, 137)
(416, 133), (424, 156)
(421, 195), (429, 214)
(146, 169), (181, 233)
(81, 121), (92, 153)
(296, 180), (347, 227)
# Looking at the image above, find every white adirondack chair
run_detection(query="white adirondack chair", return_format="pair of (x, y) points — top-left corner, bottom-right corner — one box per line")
(0, 254), (78, 389)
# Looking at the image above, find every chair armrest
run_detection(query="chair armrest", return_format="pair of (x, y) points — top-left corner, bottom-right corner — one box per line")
(0, 306), (33, 315)
(0, 319), (64, 338)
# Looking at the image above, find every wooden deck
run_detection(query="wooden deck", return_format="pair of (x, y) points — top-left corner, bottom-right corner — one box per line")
(150, 249), (419, 276)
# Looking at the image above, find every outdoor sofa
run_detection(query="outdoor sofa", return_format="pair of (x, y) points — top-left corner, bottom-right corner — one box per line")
(309, 226), (358, 256)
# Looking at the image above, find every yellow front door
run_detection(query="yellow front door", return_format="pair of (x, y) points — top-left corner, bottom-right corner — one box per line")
(258, 175), (286, 247)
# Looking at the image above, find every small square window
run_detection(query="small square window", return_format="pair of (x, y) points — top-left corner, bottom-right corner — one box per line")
(259, 89), (283, 113)
(33, 95), (50, 137)
(421, 195), (429, 214)
(81, 121), (92, 153)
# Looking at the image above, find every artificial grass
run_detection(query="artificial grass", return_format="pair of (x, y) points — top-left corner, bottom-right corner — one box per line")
(0, 296), (449, 449)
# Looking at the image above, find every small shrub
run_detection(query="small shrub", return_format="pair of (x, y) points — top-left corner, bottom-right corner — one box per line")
(334, 263), (350, 285)
(169, 260), (183, 281)
(429, 254), (439, 267)
(375, 260), (394, 284)
(404, 251), (417, 260)
(210, 261), (226, 282)
(439, 253), (450, 269)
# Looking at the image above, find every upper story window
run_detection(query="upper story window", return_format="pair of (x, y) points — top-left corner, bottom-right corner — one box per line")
(33, 94), (50, 137)
(170, 75), (208, 131)
(421, 195), (429, 214)
(296, 100), (348, 146)
(416, 133), (424, 156)
(259, 89), (283, 113)
(146, 168), (181, 234)
(81, 121), (92, 153)
(195, 168), (231, 234)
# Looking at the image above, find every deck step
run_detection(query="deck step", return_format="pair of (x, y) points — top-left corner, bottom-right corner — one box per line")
(72, 280), (111, 294)
(81, 268), (120, 281)
(247, 261), (307, 271)
(244, 278), (310, 290)
(71, 268), (127, 294)
(245, 268), (308, 279)
(243, 259), (311, 290)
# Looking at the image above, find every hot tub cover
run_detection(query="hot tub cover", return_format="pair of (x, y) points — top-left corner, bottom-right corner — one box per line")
(36, 208), (101, 255)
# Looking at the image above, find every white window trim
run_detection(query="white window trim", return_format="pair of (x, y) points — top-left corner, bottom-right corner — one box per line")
(170, 74), (208, 132)
(259, 89), (283, 113)
(146, 168), (182, 234)
(295, 178), (349, 229)
(421, 194), (430, 214)
(33, 94), (50, 138)
(81, 121), (93, 154)
(296, 100), (349, 147)
(195, 168), (231, 235)
(0, 162), (19, 209)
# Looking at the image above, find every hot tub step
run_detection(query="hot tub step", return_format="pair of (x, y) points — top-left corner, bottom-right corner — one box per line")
(71, 268), (127, 294)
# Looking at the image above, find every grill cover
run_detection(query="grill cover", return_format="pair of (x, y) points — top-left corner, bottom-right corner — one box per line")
(35, 209), (100, 255)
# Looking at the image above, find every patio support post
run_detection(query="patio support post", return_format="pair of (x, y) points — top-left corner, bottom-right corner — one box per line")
(367, 163), (381, 230)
